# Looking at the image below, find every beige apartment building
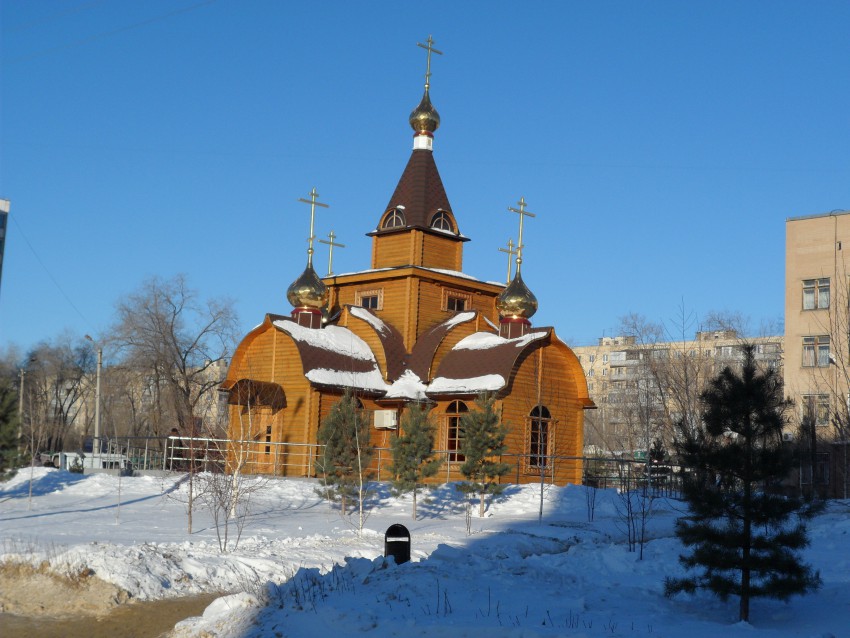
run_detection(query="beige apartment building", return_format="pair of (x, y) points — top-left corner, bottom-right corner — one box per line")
(785, 210), (850, 438)
(573, 331), (783, 455)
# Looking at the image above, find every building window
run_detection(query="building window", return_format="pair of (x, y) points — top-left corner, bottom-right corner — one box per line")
(803, 336), (830, 367)
(382, 208), (405, 229)
(430, 210), (453, 232)
(802, 394), (830, 426)
(602, 354), (608, 363)
(446, 400), (468, 462)
(588, 369), (594, 377)
(589, 355), (596, 363)
(265, 426), (272, 455)
(803, 278), (830, 310)
(355, 288), (383, 310)
(527, 405), (552, 470)
(442, 288), (472, 313)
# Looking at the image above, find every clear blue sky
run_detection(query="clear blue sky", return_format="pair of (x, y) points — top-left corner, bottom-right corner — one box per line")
(2, 0), (849, 354)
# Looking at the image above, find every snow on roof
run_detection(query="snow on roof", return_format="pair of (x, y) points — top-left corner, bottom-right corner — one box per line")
(349, 306), (390, 336)
(453, 330), (548, 351)
(442, 310), (476, 329)
(384, 369), (427, 400)
(274, 321), (374, 361)
(305, 368), (388, 393)
(427, 373), (506, 394)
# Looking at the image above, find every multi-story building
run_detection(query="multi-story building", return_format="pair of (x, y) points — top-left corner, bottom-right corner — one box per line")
(785, 210), (850, 439)
(573, 331), (783, 456)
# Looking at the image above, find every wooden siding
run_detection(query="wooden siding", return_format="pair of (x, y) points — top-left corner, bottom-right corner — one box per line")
(421, 232), (462, 270)
(372, 233), (413, 269)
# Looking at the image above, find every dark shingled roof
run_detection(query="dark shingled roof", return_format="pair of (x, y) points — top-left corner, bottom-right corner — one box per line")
(371, 149), (464, 238)
(220, 379), (286, 410)
(427, 328), (553, 397)
(274, 317), (387, 396)
(408, 312), (476, 381)
(347, 306), (408, 383)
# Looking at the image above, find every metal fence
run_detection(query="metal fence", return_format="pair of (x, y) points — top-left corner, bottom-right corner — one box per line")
(86, 435), (680, 495)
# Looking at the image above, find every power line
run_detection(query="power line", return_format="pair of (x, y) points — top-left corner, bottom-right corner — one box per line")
(7, 211), (91, 329)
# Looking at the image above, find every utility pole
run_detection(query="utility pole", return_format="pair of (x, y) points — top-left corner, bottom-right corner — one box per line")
(94, 347), (102, 455)
(85, 335), (102, 456)
(17, 368), (25, 454)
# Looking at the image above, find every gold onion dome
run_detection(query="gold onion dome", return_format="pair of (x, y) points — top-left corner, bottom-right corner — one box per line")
(286, 264), (328, 309)
(409, 89), (440, 135)
(496, 272), (538, 320)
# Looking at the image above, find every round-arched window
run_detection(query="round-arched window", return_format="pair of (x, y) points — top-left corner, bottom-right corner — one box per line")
(430, 210), (452, 232)
(382, 208), (406, 229)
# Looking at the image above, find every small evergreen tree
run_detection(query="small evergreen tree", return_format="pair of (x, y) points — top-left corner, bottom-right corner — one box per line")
(389, 403), (442, 520)
(0, 379), (21, 474)
(316, 391), (373, 526)
(458, 394), (511, 518)
(665, 346), (821, 622)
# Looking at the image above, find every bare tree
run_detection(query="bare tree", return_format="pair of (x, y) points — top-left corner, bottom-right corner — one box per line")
(19, 334), (94, 454)
(108, 274), (238, 533)
(108, 275), (238, 436)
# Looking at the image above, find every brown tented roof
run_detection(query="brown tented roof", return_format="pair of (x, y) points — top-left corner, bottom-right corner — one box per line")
(370, 149), (466, 239)
(427, 328), (553, 397)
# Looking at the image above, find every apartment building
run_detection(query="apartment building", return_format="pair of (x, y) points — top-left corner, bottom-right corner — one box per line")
(573, 331), (783, 455)
(785, 210), (850, 438)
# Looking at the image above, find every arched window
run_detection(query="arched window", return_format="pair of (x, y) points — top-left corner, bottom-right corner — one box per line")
(528, 405), (552, 470)
(430, 210), (452, 232)
(382, 208), (405, 229)
(446, 400), (468, 462)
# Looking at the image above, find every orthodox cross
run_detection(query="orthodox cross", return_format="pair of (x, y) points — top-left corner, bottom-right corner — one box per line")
(318, 230), (345, 276)
(297, 187), (328, 267)
(498, 238), (517, 284)
(417, 35), (442, 91)
(507, 197), (535, 274)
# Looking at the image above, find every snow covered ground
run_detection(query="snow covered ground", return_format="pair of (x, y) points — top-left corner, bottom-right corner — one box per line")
(1, 467), (848, 637)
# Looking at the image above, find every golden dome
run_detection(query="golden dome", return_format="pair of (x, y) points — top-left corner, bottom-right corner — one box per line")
(496, 272), (538, 320)
(409, 89), (440, 135)
(286, 264), (328, 310)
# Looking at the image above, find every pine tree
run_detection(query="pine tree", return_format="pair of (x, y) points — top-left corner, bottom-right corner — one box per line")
(0, 378), (21, 473)
(316, 391), (373, 518)
(389, 403), (442, 520)
(665, 346), (821, 622)
(458, 394), (511, 517)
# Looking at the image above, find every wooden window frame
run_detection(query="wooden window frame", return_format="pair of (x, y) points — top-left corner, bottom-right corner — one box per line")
(382, 208), (406, 229)
(430, 210), (453, 232)
(442, 288), (472, 313)
(526, 406), (553, 472)
(445, 400), (468, 463)
(355, 288), (384, 310)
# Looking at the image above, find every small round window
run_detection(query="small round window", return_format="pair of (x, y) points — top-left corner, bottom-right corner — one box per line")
(430, 211), (452, 232)
(382, 209), (406, 229)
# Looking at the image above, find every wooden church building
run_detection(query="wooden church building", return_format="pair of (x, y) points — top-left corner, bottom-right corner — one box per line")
(220, 40), (593, 485)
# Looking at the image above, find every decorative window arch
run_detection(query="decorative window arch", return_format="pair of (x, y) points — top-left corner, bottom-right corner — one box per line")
(446, 400), (468, 462)
(527, 405), (552, 470)
(430, 210), (453, 232)
(382, 208), (406, 229)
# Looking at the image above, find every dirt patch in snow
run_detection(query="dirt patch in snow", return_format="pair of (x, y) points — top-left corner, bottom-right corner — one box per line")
(0, 563), (220, 638)
(0, 562), (130, 617)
